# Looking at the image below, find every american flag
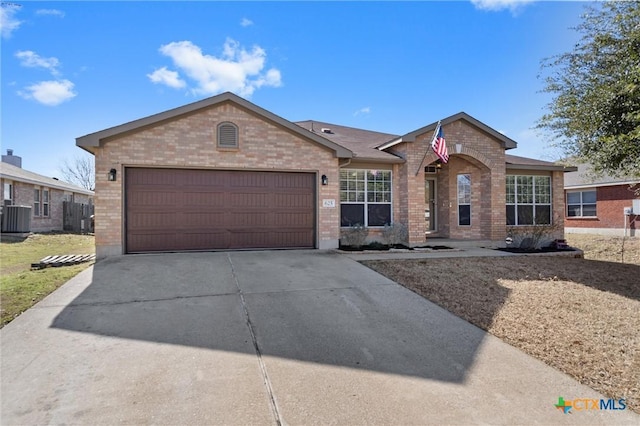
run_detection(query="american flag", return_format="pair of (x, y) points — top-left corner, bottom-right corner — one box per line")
(431, 123), (449, 163)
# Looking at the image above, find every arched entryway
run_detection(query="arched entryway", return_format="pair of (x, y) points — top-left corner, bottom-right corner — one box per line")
(424, 153), (494, 240)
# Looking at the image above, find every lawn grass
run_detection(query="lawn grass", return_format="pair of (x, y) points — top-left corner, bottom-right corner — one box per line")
(1, 233), (95, 327)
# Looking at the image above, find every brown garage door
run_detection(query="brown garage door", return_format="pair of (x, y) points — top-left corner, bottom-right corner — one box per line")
(125, 168), (315, 253)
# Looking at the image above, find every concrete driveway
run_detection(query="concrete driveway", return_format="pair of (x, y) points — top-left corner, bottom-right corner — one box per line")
(1, 251), (637, 425)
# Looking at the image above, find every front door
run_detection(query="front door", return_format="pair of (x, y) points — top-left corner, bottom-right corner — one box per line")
(425, 178), (437, 233)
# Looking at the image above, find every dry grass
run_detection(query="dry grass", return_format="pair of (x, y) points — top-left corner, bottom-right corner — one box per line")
(566, 233), (640, 265)
(362, 255), (640, 414)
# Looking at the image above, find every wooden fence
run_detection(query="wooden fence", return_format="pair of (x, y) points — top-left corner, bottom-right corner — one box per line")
(63, 201), (94, 233)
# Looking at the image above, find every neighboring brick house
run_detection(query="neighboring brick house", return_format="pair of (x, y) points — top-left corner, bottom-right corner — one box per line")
(77, 92), (574, 258)
(564, 163), (639, 237)
(1, 150), (94, 233)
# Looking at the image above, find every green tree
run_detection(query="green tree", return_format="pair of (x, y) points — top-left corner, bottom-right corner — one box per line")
(538, 1), (640, 179)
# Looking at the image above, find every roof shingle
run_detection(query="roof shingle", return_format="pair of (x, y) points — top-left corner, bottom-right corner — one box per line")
(564, 163), (640, 188)
(295, 121), (402, 163)
(0, 162), (94, 195)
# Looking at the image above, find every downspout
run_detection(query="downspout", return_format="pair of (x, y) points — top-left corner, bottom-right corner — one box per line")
(339, 159), (352, 168)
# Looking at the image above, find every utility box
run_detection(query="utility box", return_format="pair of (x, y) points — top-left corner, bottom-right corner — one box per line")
(1, 205), (32, 233)
(633, 199), (640, 215)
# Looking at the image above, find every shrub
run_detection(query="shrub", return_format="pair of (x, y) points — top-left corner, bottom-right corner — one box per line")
(507, 213), (562, 250)
(382, 222), (408, 246)
(341, 224), (369, 248)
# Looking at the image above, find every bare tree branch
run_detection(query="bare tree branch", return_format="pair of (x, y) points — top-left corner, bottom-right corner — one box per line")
(59, 155), (95, 191)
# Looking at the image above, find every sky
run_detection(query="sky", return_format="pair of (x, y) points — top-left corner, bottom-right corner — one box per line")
(1, 0), (590, 180)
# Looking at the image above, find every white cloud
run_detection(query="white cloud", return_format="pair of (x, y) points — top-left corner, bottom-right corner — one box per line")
(1, 5), (23, 38)
(19, 80), (76, 106)
(36, 9), (65, 18)
(147, 66), (186, 89)
(264, 68), (281, 86)
(470, 0), (534, 12)
(16, 50), (61, 75)
(240, 17), (253, 27)
(354, 107), (371, 116)
(154, 38), (282, 97)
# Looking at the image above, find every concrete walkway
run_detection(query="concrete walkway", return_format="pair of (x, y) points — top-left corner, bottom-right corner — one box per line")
(1, 250), (635, 425)
(339, 246), (516, 261)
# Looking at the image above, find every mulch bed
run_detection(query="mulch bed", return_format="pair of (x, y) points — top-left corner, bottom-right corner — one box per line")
(339, 244), (453, 251)
(496, 247), (579, 254)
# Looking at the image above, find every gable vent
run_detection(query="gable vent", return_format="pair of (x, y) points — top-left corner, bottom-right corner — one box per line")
(218, 122), (239, 148)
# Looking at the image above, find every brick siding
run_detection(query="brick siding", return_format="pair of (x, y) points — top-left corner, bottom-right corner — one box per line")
(93, 102), (340, 257)
(91, 103), (572, 254)
(1, 179), (93, 232)
(392, 120), (509, 244)
(565, 184), (639, 232)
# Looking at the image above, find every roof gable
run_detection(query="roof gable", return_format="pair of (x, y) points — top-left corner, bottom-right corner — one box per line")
(377, 112), (518, 151)
(77, 92), (352, 159)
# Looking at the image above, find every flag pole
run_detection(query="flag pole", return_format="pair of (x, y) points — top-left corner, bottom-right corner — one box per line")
(414, 120), (441, 176)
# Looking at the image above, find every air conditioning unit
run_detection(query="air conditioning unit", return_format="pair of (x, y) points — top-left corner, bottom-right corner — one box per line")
(1, 205), (32, 233)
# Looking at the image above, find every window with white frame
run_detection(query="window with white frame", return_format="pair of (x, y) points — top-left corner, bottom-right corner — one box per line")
(340, 169), (392, 227)
(43, 188), (50, 217)
(3, 181), (13, 203)
(34, 187), (41, 216)
(566, 190), (596, 217)
(506, 175), (552, 225)
(457, 174), (471, 226)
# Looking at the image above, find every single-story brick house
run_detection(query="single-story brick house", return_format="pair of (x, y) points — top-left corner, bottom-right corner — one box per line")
(564, 163), (639, 237)
(1, 150), (94, 233)
(77, 92), (575, 258)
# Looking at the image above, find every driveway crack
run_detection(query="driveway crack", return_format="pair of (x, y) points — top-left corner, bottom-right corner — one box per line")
(61, 292), (238, 308)
(226, 253), (282, 426)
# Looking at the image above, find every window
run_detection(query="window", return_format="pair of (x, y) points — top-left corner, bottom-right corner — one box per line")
(457, 174), (471, 226)
(43, 189), (50, 217)
(34, 188), (41, 216)
(340, 169), (392, 227)
(217, 122), (238, 148)
(3, 181), (13, 203)
(567, 190), (596, 217)
(506, 175), (552, 225)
